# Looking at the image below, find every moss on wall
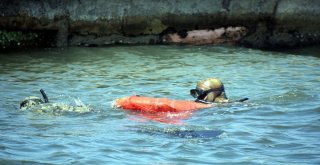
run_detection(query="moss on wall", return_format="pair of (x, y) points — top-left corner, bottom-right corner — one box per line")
(0, 30), (56, 51)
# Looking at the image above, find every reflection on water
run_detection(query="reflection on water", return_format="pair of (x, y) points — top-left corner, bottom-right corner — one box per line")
(0, 45), (320, 164)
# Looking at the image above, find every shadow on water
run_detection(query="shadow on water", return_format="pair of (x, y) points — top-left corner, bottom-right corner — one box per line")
(126, 125), (224, 139)
(277, 45), (320, 58)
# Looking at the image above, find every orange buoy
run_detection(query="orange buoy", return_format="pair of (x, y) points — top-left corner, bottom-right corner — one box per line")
(115, 95), (212, 113)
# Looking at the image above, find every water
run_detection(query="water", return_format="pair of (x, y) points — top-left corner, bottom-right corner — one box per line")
(0, 45), (319, 164)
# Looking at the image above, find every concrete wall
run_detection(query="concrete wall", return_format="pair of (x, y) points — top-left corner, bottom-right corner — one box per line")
(0, 0), (319, 50)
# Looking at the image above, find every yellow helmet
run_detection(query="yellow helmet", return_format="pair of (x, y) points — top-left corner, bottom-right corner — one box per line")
(190, 78), (228, 103)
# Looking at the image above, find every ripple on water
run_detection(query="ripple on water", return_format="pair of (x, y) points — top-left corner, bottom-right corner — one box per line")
(0, 45), (320, 164)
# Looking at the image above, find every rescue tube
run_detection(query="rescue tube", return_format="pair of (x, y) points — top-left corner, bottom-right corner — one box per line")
(115, 95), (211, 113)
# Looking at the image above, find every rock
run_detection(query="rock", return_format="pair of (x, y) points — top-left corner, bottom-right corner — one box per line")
(163, 27), (248, 45)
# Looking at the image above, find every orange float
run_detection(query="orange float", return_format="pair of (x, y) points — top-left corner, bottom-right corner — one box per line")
(115, 95), (212, 113)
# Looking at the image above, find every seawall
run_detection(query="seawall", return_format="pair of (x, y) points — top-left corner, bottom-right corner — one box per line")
(1, 0), (319, 50)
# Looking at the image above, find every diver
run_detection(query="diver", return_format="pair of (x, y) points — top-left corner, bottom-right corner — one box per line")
(115, 78), (248, 112)
(190, 78), (229, 103)
(20, 89), (92, 114)
(190, 78), (248, 104)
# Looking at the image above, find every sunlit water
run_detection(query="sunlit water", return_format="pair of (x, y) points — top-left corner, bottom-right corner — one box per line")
(0, 45), (319, 164)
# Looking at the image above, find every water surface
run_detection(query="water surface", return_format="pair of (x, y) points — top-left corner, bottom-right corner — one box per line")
(0, 45), (319, 164)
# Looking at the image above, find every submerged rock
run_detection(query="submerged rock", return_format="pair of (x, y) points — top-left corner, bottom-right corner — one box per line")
(163, 27), (248, 45)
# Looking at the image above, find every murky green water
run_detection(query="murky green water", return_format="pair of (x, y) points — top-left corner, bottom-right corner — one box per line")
(0, 45), (319, 164)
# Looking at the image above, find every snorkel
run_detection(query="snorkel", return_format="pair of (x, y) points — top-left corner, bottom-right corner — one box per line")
(40, 89), (49, 103)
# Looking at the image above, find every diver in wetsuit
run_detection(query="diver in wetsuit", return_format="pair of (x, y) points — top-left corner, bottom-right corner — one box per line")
(20, 89), (91, 114)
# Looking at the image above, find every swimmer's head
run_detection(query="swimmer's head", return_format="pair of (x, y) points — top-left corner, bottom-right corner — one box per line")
(190, 78), (228, 103)
(20, 96), (44, 109)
